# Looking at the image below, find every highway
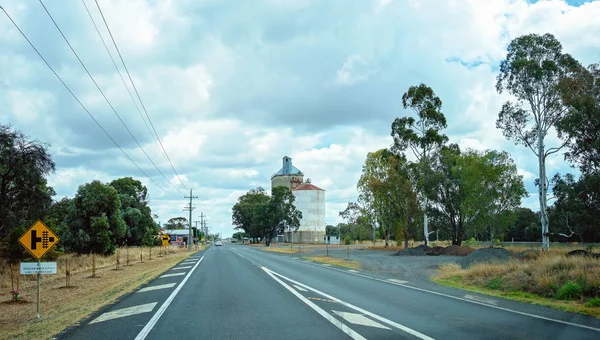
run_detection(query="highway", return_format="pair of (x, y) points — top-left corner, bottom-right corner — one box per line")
(57, 244), (600, 340)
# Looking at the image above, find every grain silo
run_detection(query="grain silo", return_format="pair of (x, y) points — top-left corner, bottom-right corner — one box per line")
(291, 179), (326, 243)
(271, 156), (304, 191)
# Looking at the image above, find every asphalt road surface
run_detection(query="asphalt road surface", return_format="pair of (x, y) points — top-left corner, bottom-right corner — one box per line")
(57, 244), (600, 340)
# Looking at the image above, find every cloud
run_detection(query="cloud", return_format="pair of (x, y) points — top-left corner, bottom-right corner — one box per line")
(2, 0), (599, 237)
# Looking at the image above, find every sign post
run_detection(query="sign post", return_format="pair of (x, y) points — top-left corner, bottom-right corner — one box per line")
(18, 220), (60, 320)
(161, 234), (170, 255)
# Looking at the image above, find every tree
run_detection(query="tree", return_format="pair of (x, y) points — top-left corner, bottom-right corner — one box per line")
(109, 177), (157, 246)
(506, 207), (541, 242)
(391, 84), (448, 245)
(263, 186), (302, 246)
(358, 149), (420, 247)
(44, 197), (72, 249)
(232, 187), (270, 242)
(424, 146), (525, 245)
(63, 180), (126, 255)
(557, 63), (600, 174)
(232, 231), (246, 241)
(165, 217), (188, 230)
(460, 150), (527, 247)
(0, 124), (55, 240)
(496, 33), (581, 250)
(551, 173), (600, 242)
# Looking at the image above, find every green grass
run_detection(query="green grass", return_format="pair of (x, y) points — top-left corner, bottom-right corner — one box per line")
(433, 277), (600, 317)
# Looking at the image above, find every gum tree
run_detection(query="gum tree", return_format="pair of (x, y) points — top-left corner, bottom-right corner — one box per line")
(391, 84), (448, 245)
(496, 33), (581, 250)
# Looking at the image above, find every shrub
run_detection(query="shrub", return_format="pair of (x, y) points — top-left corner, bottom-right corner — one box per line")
(344, 235), (352, 245)
(584, 297), (600, 308)
(557, 282), (583, 300)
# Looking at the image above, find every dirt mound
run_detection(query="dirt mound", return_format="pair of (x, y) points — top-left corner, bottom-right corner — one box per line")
(426, 246), (445, 256)
(565, 249), (600, 259)
(458, 247), (515, 269)
(394, 245), (430, 256)
(442, 245), (475, 256)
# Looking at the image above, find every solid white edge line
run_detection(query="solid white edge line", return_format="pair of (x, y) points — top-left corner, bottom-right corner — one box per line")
(261, 267), (366, 340)
(134, 250), (209, 340)
(266, 268), (435, 340)
(291, 256), (600, 333)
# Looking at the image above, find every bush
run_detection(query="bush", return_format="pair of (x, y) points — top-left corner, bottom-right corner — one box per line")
(584, 297), (600, 307)
(344, 235), (352, 245)
(556, 282), (583, 300)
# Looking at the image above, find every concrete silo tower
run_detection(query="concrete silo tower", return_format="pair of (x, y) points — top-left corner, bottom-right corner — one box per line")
(271, 156), (304, 190)
(292, 178), (326, 243)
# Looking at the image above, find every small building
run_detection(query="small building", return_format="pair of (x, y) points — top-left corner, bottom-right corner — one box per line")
(163, 229), (196, 246)
(324, 235), (340, 244)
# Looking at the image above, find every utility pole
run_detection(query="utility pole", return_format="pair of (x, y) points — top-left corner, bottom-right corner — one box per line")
(199, 212), (205, 240)
(184, 189), (198, 251)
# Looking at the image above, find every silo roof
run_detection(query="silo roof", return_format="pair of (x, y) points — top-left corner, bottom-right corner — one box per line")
(293, 183), (325, 191)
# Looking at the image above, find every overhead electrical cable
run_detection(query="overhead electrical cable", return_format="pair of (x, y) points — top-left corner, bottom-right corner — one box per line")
(39, 0), (186, 196)
(0, 5), (176, 197)
(81, 0), (158, 152)
(94, 0), (189, 192)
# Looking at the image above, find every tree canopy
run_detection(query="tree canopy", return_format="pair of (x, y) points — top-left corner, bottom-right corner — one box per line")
(0, 124), (55, 240)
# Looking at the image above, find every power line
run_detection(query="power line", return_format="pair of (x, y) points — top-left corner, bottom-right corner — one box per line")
(94, 0), (189, 192)
(39, 0), (185, 196)
(80, 0), (157, 151)
(0, 5), (174, 197)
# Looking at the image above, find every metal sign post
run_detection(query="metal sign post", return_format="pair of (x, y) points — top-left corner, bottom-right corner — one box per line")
(18, 220), (60, 320)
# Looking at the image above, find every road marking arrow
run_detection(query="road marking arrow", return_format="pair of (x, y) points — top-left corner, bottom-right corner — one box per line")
(332, 311), (391, 330)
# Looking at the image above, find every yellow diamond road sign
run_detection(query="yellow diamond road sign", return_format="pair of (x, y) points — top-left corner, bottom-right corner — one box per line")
(19, 220), (59, 259)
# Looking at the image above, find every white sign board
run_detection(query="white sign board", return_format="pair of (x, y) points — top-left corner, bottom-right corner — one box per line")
(20, 262), (57, 275)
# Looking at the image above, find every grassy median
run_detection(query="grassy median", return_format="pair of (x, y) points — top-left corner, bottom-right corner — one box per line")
(433, 252), (600, 318)
(0, 246), (199, 339)
(305, 256), (360, 269)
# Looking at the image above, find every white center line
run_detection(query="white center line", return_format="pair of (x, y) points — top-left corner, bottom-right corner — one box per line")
(160, 272), (185, 278)
(138, 283), (177, 293)
(90, 302), (157, 324)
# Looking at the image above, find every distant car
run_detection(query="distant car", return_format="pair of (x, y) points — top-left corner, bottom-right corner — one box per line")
(215, 241), (222, 246)
(231, 239), (237, 243)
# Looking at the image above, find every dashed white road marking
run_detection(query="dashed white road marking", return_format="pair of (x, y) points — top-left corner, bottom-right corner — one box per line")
(90, 302), (157, 324)
(464, 294), (498, 305)
(138, 283), (177, 293)
(171, 266), (192, 270)
(160, 272), (185, 278)
(387, 278), (408, 284)
(347, 269), (359, 273)
(293, 284), (308, 292)
(135, 250), (209, 340)
(321, 264), (332, 267)
(332, 311), (391, 330)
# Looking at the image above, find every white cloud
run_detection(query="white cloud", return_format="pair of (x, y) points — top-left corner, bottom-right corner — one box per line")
(2, 0), (599, 237)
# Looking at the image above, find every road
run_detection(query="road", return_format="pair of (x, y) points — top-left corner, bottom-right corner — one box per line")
(57, 243), (600, 340)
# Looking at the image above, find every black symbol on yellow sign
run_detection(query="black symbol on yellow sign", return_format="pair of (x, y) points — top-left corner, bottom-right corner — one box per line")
(19, 220), (60, 259)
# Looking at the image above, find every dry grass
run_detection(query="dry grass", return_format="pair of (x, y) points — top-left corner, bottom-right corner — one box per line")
(261, 247), (304, 254)
(306, 256), (360, 269)
(434, 253), (600, 317)
(0, 246), (199, 339)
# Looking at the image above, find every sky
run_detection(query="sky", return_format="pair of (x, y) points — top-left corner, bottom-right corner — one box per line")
(1, 0), (599, 238)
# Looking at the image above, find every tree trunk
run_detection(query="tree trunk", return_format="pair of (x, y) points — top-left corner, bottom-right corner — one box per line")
(538, 128), (550, 251)
(423, 197), (429, 246)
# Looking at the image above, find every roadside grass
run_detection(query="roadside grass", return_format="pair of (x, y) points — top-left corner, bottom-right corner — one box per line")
(305, 256), (360, 270)
(433, 253), (600, 318)
(0, 246), (198, 339)
(261, 247), (304, 254)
